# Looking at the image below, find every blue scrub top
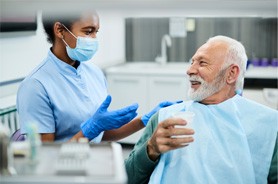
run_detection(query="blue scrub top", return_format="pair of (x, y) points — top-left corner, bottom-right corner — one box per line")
(17, 50), (108, 142)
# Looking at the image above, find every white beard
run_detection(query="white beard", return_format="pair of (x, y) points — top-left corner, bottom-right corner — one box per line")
(188, 70), (226, 102)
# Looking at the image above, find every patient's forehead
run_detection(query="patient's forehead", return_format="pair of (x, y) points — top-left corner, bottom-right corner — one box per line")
(193, 41), (228, 64)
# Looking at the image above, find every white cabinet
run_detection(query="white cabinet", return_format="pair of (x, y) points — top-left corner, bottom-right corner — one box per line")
(106, 74), (149, 144)
(107, 74), (189, 115)
(105, 63), (189, 144)
(106, 74), (148, 116)
(148, 76), (189, 109)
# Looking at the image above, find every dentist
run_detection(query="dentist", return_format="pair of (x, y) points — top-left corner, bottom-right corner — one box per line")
(16, 10), (175, 142)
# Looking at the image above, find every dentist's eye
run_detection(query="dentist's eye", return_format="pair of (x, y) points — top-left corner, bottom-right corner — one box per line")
(85, 30), (93, 35)
(84, 28), (98, 36)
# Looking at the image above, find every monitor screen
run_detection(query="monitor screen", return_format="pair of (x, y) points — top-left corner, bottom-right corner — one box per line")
(0, 12), (37, 32)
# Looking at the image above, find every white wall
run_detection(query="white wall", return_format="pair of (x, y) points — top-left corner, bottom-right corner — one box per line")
(1, 0), (277, 83)
(0, 0), (277, 108)
(0, 11), (126, 83)
(0, 9), (126, 108)
(95, 10), (126, 68)
(0, 12), (50, 83)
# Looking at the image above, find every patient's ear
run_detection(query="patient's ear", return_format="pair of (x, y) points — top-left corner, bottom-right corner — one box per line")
(226, 64), (240, 84)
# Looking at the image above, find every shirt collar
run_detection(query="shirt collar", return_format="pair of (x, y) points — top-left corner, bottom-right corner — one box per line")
(48, 49), (82, 76)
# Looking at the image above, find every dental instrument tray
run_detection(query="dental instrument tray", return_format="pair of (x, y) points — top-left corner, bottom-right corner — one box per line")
(55, 143), (91, 175)
(2, 142), (127, 184)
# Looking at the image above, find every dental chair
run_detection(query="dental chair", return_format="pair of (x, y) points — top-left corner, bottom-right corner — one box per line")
(10, 129), (25, 141)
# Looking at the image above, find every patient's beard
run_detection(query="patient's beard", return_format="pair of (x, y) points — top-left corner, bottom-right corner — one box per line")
(188, 70), (226, 102)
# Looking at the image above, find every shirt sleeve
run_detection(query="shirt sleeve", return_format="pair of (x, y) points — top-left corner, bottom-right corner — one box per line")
(124, 112), (159, 184)
(17, 78), (55, 134)
(268, 133), (277, 184)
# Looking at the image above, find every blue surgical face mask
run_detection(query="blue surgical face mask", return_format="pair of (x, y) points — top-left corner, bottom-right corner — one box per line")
(61, 24), (98, 62)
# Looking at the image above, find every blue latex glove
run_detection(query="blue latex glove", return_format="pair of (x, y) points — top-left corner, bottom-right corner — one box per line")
(141, 100), (183, 126)
(81, 95), (138, 140)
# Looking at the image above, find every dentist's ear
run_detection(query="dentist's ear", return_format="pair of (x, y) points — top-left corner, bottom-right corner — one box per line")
(54, 22), (64, 39)
(226, 64), (240, 84)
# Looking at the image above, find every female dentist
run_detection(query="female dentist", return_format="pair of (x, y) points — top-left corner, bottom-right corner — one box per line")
(16, 10), (176, 142)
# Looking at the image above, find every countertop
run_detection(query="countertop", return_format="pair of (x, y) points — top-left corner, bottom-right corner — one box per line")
(104, 62), (189, 76)
(105, 62), (278, 79)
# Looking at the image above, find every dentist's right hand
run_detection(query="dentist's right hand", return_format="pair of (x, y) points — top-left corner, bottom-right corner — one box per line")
(80, 95), (138, 140)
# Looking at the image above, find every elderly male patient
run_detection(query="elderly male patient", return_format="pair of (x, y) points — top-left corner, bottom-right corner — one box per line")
(125, 35), (277, 184)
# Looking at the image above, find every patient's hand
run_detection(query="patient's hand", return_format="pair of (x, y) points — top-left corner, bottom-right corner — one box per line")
(147, 117), (195, 161)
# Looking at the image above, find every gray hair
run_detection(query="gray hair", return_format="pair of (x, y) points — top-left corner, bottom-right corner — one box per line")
(206, 36), (247, 91)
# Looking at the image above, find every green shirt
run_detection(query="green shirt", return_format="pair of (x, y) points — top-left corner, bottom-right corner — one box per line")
(125, 112), (277, 184)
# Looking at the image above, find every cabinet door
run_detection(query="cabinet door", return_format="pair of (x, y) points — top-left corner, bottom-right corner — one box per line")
(106, 74), (148, 115)
(148, 75), (189, 110)
(106, 74), (148, 144)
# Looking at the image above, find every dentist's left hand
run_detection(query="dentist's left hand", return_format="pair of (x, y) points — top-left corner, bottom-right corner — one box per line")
(141, 100), (182, 126)
(81, 95), (138, 140)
